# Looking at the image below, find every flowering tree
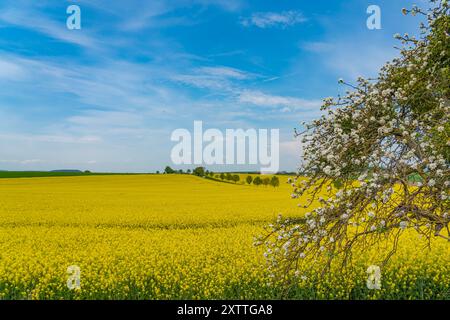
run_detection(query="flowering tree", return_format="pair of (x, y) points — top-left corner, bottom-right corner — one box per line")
(260, 0), (449, 285)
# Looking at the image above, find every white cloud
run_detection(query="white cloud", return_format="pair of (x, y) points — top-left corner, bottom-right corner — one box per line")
(171, 65), (253, 91)
(68, 110), (143, 128)
(0, 159), (44, 165)
(240, 11), (307, 29)
(76, 0), (243, 31)
(0, 8), (98, 49)
(199, 66), (250, 80)
(0, 53), (189, 115)
(172, 74), (231, 90)
(0, 133), (102, 144)
(0, 59), (26, 80)
(238, 90), (321, 110)
(20, 159), (44, 165)
(301, 41), (333, 53)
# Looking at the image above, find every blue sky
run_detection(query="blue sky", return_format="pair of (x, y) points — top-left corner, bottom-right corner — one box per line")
(0, 0), (425, 172)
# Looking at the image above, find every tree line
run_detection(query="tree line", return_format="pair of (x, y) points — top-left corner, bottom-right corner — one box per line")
(161, 166), (280, 187)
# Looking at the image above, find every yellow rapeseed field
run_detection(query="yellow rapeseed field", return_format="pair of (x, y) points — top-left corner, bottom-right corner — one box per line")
(0, 174), (449, 299)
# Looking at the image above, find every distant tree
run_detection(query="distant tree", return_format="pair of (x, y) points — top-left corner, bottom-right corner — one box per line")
(187, 169), (191, 174)
(262, 177), (270, 187)
(193, 167), (205, 177)
(246, 175), (253, 185)
(209, 171), (214, 177)
(253, 176), (262, 186)
(205, 170), (210, 176)
(226, 173), (232, 181)
(84, 170), (91, 174)
(232, 174), (240, 183)
(220, 173), (225, 180)
(156, 171), (160, 174)
(178, 169), (184, 174)
(270, 176), (280, 188)
(164, 166), (175, 174)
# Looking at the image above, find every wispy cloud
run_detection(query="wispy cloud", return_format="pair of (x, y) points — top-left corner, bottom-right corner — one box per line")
(301, 41), (334, 53)
(67, 110), (143, 128)
(240, 11), (307, 28)
(0, 53), (186, 113)
(0, 7), (98, 49)
(78, 0), (243, 31)
(0, 59), (26, 80)
(199, 66), (251, 80)
(0, 159), (44, 165)
(238, 90), (321, 111)
(171, 65), (254, 91)
(0, 133), (102, 144)
(170, 68), (320, 114)
(0, 0), (418, 172)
